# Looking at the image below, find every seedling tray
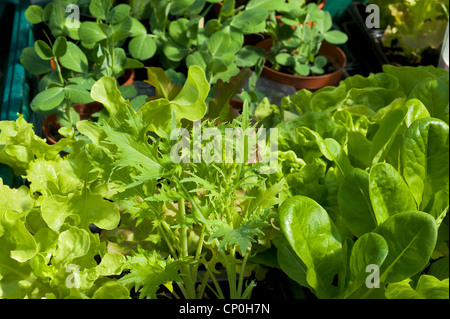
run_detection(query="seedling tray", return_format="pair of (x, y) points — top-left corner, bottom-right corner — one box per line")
(0, 0), (39, 187)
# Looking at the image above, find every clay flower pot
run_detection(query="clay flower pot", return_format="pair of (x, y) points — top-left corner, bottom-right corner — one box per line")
(42, 102), (104, 144)
(119, 68), (135, 86)
(255, 38), (346, 92)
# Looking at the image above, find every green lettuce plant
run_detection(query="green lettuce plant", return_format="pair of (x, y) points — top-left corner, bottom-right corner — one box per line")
(369, 0), (449, 64)
(0, 66), (282, 299)
(265, 0), (348, 76)
(0, 115), (127, 299)
(258, 65), (449, 299)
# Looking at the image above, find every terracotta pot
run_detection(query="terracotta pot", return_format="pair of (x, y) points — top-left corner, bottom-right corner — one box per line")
(42, 102), (104, 144)
(255, 38), (346, 91)
(119, 68), (135, 86)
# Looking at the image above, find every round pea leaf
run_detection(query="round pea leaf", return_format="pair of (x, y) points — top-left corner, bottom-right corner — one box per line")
(35, 40), (54, 60)
(20, 47), (53, 75)
(128, 34), (157, 61)
(323, 30), (348, 45)
(52, 37), (67, 58)
(24, 5), (44, 24)
(30, 87), (65, 115)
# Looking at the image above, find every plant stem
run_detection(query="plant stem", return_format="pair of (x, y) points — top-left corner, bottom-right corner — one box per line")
(229, 246), (237, 299)
(158, 224), (178, 259)
(65, 97), (73, 126)
(54, 58), (65, 85)
(179, 198), (195, 298)
(241, 281), (256, 299)
(191, 224), (206, 293)
(205, 264), (225, 299)
(237, 249), (250, 298)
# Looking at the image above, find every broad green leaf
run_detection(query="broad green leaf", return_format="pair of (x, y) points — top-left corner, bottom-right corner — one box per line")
(129, 17), (147, 37)
(339, 168), (377, 237)
(89, 0), (112, 20)
(107, 4), (130, 24)
(370, 99), (430, 167)
(208, 67), (251, 121)
(79, 22), (108, 44)
(64, 85), (93, 104)
(0, 115), (69, 176)
(35, 40), (54, 60)
(97, 253), (126, 276)
(408, 78), (449, 121)
(279, 196), (345, 298)
(401, 118), (449, 210)
(41, 191), (120, 231)
(186, 51), (207, 72)
(369, 163), (417, 224)
(231, 8), (268, 34)
(59, 42), (89, 73)
(428, 256), (449, 280)
(370, 104), (406, 164)
(20, 47), (53, 75)
(323, 30), (348, 45)
(90, 76), (128, 118)
(0, 210), (37, 262)
(321, 138), (352, 176)
(128, 34), (157, 61)
(346, 233), (388, 296)
(425, 191), (449, 227)
(52, 37), (67, 58)
(30, 87), (65, 115)
(246, 0), (284, 11)
(25, 5), (44, 24)
(169, 18), (190, 46)
(275, 53), (295, 67)
(53, 226), (90, 265)
(170, 65), (209, 121)
(276, 238), (310, 289)
(0, 253), (35, 298)
(144, 67), (182, 100)
(163, 39), (189, 62)
(92, 282), (131, 299)
(373, 211), (437, 284)
(382, 64), (442, 96)
(26, 157), (82, 197)
(385, 275), (449, 299)
(33, 228), (58, 258)
(0, 182), (34, 215)
(297, 126), (351, 176)
(236, 46), (264, 67)
(138, 99), (172, 132)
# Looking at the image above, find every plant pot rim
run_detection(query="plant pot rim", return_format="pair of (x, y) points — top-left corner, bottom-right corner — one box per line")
(256, 38), (347, 80)
(255, 38), (347, 91)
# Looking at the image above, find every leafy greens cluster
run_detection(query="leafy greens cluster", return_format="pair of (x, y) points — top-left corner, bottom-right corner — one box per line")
(0, 66), (281, 299)
(255, 64), (449, 299)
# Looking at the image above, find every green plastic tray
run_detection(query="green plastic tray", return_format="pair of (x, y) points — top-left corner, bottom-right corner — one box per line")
(0, 0), (38, 187)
